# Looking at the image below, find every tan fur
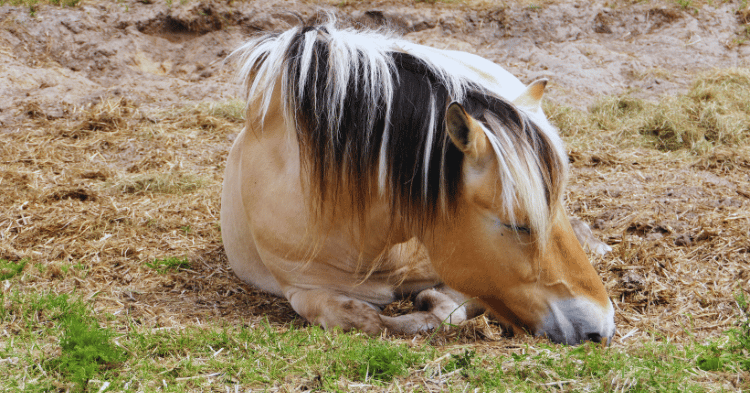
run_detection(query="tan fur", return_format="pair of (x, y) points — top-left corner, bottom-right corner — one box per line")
(422, 131), (608, 334)
(221, 80), (612, 338)
(512, 79), (548, 109)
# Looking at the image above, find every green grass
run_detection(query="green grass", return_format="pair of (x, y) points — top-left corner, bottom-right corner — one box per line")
(145, 257), (191, 273)
(0, 291), (127, 392)
(48, 301), (128, 389)
(471, 341), (712, 392)
(1, 263), (748, 391)
(352, 340), (423, 381)
(443, 349), (477, 377)
(0, 259), (27, 280)
(104, 320), (436, 391)
(2, 282), (748, 391)
(697, 289), (750, 373)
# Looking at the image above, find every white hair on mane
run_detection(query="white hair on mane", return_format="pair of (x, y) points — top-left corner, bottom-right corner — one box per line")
(231, 19), (568, 246)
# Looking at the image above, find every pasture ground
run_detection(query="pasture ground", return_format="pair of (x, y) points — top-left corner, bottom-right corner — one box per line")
(1, 0), (749, 391)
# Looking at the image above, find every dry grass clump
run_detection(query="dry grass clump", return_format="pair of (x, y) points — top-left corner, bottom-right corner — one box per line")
(739, 2), (750, 23)
(198, 99), (246, 122)
(112, 172), (206, 194)
(551, 68), (750, 151)
(67, 98), (139, 135)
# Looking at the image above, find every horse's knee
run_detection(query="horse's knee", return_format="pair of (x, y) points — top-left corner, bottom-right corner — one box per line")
(415, 288), (467, 325)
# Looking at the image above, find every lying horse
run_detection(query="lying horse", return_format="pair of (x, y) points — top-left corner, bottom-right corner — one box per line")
(221, 21), (616, 344)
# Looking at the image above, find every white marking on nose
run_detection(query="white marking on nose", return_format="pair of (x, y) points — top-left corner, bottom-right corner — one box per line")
(539, 297), (616, 345)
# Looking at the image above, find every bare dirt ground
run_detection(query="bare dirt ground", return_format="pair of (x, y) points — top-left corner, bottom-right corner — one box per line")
(1, 0), (749, 375)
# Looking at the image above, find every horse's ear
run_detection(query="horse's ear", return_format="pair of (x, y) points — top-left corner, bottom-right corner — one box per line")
(446, 102), (489, 162)
(512, 79), (548, 110)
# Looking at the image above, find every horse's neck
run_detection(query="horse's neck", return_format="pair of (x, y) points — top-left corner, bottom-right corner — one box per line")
(314, 188), (413, 250)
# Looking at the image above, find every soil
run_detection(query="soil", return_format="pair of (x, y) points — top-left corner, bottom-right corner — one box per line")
(2, 0), (749, 125)
(1, 0), (750, 373)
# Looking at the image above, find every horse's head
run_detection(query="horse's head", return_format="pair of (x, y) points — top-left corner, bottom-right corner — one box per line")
(427, 84), (615, 345)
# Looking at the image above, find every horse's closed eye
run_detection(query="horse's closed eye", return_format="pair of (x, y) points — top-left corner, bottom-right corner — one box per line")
(499, 221), (531, 235)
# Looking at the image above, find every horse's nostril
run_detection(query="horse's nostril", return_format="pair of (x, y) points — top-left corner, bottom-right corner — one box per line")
(586, 332), (602, 343)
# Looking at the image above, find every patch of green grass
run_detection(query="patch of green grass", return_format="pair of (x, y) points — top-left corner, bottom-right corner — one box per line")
(145, 256), (191, 273)
(443, 349), (476, 377)
(352, 340), (422, 381)
(676, 0), (697, 12)
(697, 288), (750, 372)
(470, 341), (712, 392)
(2, 288), (748, 392)
(0, 291), (127, 392)
(549, 68), (750, 152)
(0, 259), (27, 280)
(48, 302), (128, 389)
(59, 261), (87, 275)
(3, 287), (748, 391)
(117, 321), (435, 390)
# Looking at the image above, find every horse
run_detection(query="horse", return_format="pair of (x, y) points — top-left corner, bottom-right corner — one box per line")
(221, 21), (616, 345)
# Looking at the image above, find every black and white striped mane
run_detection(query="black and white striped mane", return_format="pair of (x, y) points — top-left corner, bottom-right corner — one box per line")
(233, 22), (566, 240)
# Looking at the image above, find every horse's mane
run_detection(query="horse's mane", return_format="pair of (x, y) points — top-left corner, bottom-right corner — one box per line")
(232, 21), (566, 245)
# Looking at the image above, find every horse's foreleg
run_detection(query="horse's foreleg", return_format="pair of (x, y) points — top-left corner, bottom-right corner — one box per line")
(286, 288), (440, 335)
(414, 285), (485, 326)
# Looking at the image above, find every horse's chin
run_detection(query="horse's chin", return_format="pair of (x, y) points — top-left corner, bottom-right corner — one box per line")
(477, 296), (535, 337)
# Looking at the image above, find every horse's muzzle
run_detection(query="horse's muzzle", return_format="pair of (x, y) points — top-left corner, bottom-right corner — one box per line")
(538, 298), (616, 345)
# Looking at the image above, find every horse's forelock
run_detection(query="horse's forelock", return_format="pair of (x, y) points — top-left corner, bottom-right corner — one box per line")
(478, 108), (566, 247)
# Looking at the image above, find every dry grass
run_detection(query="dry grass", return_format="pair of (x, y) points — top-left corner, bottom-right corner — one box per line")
(0, 97), (280, 330)
(547, 70), (750, 351)
(549, 68), (750, 152)
(1, 52), (749, 391)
